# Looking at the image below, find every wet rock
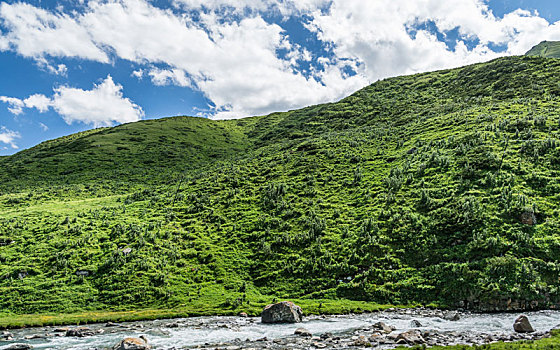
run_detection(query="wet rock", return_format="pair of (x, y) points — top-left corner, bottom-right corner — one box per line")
(261, 301), (303, 323)
(372, 321), (394, 333)
(443, 311), (461, 321)
(294, 327), (312, 337)
(113, 335), (151, 350)
(312, 342), (327, 348)
(24, 334), (45, 339)
(5, 344), (33, 350)
(396, 330), (425, 345)
(53, 327), (69, 333)
(410, 319), (423, 328)
(65, 327), (95, 337)
(238, 312), (248, 317)
(513, 315), (535, 333)
(105, 322), (120, 327)
(351, 335), (371, 347)
(2, 331), (14, 340)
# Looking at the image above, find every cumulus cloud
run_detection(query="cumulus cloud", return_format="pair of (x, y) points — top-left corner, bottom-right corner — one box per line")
(0, 126), (21, 149)
(1, 0), (560, 119)
(0, 2), (108, 62)
(0, 76), (144, 127)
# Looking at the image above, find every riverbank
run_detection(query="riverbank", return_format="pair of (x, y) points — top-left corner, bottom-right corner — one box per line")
(0, 299), (402, 329)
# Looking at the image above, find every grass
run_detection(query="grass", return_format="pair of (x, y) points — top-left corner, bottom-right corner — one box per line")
(0, 299), (399, 329)
(2, 55), (560, 321)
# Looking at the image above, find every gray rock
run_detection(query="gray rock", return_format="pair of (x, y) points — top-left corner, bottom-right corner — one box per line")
(261, 301), (303, 323)
(372, 321), (394, 333)
(65, 327), (95, 337)
(5, 345), (33, 350)
(113, 335), (151, 350)
(410, 319), (423, 328)
(396, 330), (425, 345)
(513, 315), (535, 333)
(443, 311), (461, 321)
(520, 211), (537, 225)
(294, 327), (312, 337)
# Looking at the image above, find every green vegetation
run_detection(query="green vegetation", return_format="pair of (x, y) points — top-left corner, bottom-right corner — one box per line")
(525, 41), (560, 58)
(2, 55), (560, 325)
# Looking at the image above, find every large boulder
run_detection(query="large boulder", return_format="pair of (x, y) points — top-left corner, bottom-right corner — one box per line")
(513, 315), (535, 333)
(396, 330), (425, 345)
(261, 301), (303, 323)
(113, 336), (151, 350)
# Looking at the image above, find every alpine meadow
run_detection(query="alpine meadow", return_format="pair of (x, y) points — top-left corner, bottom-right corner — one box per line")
(3, 47), (560, 331)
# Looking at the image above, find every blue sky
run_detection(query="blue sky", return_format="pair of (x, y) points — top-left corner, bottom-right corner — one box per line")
(1, 0), (560, 155)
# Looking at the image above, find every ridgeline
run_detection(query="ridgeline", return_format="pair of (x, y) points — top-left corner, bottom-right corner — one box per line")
(2, 52), (560, 321)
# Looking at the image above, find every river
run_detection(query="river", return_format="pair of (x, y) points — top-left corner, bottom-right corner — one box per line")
(1, 309), (559, 349)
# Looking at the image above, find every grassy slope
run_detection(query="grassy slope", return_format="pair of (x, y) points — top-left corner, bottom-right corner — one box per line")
(525, 41), (560, 58)
(2, 56), (560, 323)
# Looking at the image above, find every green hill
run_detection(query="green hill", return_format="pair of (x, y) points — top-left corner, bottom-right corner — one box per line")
(525, 41), (560, 58)
(2, 55), (560, 319)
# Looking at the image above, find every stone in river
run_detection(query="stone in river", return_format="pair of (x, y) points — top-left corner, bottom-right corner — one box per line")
(513, 315), (535, 333)
(294, 327), (312, 337)
(261, 301), (303, 323)
(5, 344), (33, 350)
(396, 330), (425, 345)
(113, 335), (151, 350)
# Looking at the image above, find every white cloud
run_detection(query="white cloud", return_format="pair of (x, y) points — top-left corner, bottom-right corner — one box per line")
(148, 67), (191, 87)
(0, 2), (108, 62)
(51, 75), (144, 126)
(0, 127), (21, 149)
(38, 122), (48, 131)
(24, 94), (51, 112)
(131, 69), (144, 79)
(1, 0), (560, 120)
(0, 96), (24, 115)
(0, 76), (144, 127)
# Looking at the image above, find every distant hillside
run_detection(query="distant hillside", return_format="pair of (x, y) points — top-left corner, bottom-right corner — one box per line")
(2, 55), (560, 316)
(525, 41), (560, 58)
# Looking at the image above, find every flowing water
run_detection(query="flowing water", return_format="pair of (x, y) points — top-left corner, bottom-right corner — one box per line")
(1, 310), (559, 349)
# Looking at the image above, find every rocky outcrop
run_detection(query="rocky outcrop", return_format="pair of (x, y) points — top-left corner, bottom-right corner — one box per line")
(521, 211), (537, 225)
(513, 315), (535, 333)
(261, 301), (303, 323)
(113, 335), (151, 350)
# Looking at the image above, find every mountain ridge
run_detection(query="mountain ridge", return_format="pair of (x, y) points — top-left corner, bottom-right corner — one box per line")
(525, 40), (560, 58)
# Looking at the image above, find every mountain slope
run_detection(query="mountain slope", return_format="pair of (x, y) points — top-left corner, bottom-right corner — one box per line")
(525, 41), (560, 58)
(2, 56), (560, 316)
